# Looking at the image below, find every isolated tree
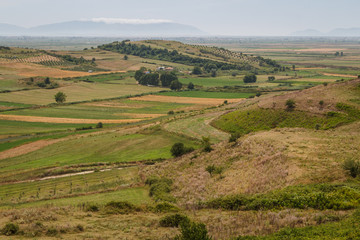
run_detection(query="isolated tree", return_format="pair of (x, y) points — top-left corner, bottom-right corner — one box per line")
(124, 55), (128, 60)
(44, 77), (50, 84)
(187, 82), (194, 90)
(170, 80), (182, 91)
(210, 69), (217, 77)
(285, 99), (296, 111)
(292, 65), (296, 71)
(243, 74), (257, 83)
(54, 91), (66, 103)
(192, 66), (202, 75)
(160, 72), (178, 87)
(96, 122), (103, 128)
(268, 76), (275, 81)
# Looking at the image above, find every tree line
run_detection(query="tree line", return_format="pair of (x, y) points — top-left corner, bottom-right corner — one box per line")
(98, 41), (254, 71)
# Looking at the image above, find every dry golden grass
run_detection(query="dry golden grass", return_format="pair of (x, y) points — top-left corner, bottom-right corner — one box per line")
(142, 119), (359, 206)
(0, 114), (143, 124)
(257, 78), (360, 114)
(0, 62), (125, 78)
(131, 95), (244, 105)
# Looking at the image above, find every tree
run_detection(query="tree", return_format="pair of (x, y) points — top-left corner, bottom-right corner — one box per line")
(292, 65), (296, 71)
(175, 221), (212, 240)
(44, 77), (50, 84)
(210, 69), (217, 77)
(171, 143), (194, 157)
(187, 82), (194, 90)
(96, 122), (103, 128)
(124, 55), (128, 60)
(285, 99), (296, 111)
(192, 66), (202, 75)
(170, 80), (182, 91)
(202, 136), (212, 152)
(268, 76), (275, 81)
(243, 74), (257, 83)
(139, 73), (159, 86)
(160, 72), (178, 87)
(54, 92), (66, 103)
(134, 67), (147, 81)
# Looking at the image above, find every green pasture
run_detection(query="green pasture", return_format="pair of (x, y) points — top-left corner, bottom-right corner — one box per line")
(0, 129), (200, 172)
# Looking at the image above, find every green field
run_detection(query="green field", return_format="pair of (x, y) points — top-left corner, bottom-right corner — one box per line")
(0, 129), (199, 173)
(157, 90), (255, 99)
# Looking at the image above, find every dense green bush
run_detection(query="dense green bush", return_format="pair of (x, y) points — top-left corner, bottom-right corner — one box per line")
(171, 143), (194, 157)
(1, 223), (19, 236)
(175, 221), (212, 240)
(145, 176), (175, 202)
(105, 201), (139, 214)
(243, 74), (257, 83)
(154, 202), (179, 213)
(343, 159), (360, 178)
(159, 214), (190, 227)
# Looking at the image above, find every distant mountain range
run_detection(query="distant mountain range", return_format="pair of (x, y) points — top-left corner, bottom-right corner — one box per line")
(292, 28), (360, 37)
(0, 21), (205, 37)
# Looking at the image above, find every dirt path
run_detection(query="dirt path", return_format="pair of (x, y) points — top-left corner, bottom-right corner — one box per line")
(131, 95), (244, 105)
(0, 114), (144, 124)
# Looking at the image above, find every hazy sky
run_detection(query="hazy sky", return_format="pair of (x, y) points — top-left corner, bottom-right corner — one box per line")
(1, 0), (359, 36)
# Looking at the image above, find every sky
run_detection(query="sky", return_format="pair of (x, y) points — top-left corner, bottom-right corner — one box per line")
(1, 0), (359, 36)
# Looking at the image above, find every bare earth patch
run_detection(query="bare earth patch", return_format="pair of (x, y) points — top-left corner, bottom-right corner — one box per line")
(131, 95), (244, 105)
(0, 114), (143, 124)
(0, 139), (63, 160)
(321, 72), (358, 78)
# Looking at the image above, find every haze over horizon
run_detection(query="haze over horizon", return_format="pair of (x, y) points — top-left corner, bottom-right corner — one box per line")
(1, 0), (359, 36)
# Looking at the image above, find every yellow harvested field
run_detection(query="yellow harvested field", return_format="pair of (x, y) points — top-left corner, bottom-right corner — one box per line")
(0, 114), (143, 124)
(1, 62), (125, 78)
(321, 73), (358, 78)
(130, 95), (244, 105)
(0, 139), (63, 160)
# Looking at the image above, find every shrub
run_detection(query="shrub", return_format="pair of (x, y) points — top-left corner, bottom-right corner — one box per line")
(223, 100), (228, 104)
(46, 227), (58, 236)
(205, 165), (216, 176)
(76, 224), (84, 232)
(159, 214), (190, 227)
(96, 122), (103, 128)
(243, 74), (257, 83)
(154, 202), (179, 213)
(268, 76), (275, 81)
(86, 204), (99, 212)
(54, 91), (66, 103)
(1, 223), (19, 236)
(175, 221), (212, 240)
(146, 177), (175, 202)
(187, 82), (194, 90)
(168, 110), (175, 115)
(171, 143), (194, 157)
(343, 159), (360, 178)
(285, 99), (296, 111)
(192, 66), (202, 75)
(229, 132), (241, 142)
(105, 201), (138, 214)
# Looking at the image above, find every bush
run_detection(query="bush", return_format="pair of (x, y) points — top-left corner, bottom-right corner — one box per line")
(154, 202), (179, 213)
(168, 110), (175, 115)
(54, 91), (66, 103)
(268, 76), (275, 81)
(159, 214), (190, 227)
(1, 223), (19, 236)
(175, 221), (212, 240)
(146, 177), (175, 202)
(187, 82), (194, 90)
(86, 204), (99, 212)
(243, 74), (257, 83)
(105, 201), (138, 214)
(96, 122), (103, 128)
(46, 227), (58, 236)
(229, 132), (241, 142)
(171, 143), (194, 157)
(285, 99), (296, 111)
(343, 159), (360, 178)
